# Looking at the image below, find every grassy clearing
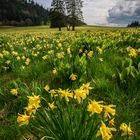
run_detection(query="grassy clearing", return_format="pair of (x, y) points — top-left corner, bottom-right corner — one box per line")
(0, 26), (140, 140)
(0, 25), (133, 33)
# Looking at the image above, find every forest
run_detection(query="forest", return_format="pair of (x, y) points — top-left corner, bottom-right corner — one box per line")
(0, 0), (50, 26)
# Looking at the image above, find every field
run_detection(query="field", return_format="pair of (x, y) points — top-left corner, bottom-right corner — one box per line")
(0, 26), (140, 140)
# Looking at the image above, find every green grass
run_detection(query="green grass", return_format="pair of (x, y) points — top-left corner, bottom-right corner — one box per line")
(0, 25), (137, 33)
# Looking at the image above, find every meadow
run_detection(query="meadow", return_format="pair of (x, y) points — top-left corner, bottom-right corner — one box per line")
(0, 26), (140, 140)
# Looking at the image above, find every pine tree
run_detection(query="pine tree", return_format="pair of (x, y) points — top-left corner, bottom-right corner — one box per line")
(65, 0), (83, 31)
(50, 0), (65, 31)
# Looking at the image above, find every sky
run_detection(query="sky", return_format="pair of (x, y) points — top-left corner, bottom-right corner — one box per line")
(33, 0), (140, 27)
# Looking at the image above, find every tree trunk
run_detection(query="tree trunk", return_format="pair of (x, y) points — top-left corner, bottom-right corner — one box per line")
(72, 25), (75, 31)
(59, 26), (61, 31)
(67, 24), (70, 31)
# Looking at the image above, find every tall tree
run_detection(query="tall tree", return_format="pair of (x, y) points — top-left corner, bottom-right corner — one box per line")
(65, 0), (83, 31)
(50, 0), (65, 31)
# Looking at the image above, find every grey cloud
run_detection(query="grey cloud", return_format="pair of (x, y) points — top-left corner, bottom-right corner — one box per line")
(107, 0), (140, 26)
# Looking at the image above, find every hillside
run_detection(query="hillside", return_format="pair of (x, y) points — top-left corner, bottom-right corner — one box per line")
(0, 0), (50, 26)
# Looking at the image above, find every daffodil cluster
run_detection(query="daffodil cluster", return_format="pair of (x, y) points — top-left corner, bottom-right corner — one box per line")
(17, 95), (41, 126)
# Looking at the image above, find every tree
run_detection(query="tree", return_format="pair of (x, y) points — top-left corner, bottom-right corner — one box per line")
(65, 0), (83, 31)
(50, 0), (65, 31)
(127, 21), (140, 27)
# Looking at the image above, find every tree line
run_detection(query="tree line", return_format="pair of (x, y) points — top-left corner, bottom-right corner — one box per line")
(50, 0), (85, 31)
(0, 0), (49, 26)
(127, 21), (140, 27)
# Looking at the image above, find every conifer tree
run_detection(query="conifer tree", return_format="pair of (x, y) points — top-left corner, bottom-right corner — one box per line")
(50, 0), (65, 31)
(65, 0), (83, 31)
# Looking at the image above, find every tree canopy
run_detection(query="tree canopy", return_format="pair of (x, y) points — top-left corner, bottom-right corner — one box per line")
(50, 0), (85, 31)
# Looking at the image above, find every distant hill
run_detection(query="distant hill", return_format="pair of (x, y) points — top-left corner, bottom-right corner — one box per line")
(0, 0), (50, 26)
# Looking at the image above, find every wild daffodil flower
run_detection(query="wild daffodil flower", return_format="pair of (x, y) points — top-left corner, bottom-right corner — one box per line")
(25, 58), (30, 65)
(109, 118), (115, 126)
(48, 102), (57, 110)
(17, 114), (30, 126)
(10, 88), (18, 96)
(27, 95), (41, 109)
(74, 89), (87, 103)
(80, 83), (93, 95)
(5, 60), (11, 65)
(25, 104), (37, 115)
(58, 89), (73, 102)
(87, 51), (93, 58)
(52, 68), (57, 75)
(87, 100), (103, 115)
(120, 123), (133, 136)
(96, 121), (116, 140)
(58, 43), (62, 48)
(69, 73), (78, 81)
(49, 89), (57, 96)
(44, 84), (50, 92)
(103, 104), (116, 119)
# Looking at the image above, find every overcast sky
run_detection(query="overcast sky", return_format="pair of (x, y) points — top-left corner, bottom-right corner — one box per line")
(34, 0), (140, 26)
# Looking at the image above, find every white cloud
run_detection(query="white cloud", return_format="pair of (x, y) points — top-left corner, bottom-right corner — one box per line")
(34, 0), (51, 8)
(107, 0), (140, 26)
(83, 0), (117, 25)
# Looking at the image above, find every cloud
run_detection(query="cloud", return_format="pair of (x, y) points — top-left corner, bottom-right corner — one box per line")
(83, 0), (116, 25)
(33, 0), (51, 8)
(107, 0), (140, 26)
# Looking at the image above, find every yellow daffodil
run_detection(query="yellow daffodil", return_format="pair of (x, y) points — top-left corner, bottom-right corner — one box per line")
(16, 56), (20, 60)
(49, 89), (57, 96)
(69, 73), (78, 81)
(12, 51), (18, 56)
(80, 83), (93, 95)
(120, 123), (133, 136)
(10, 88), (18, 96)
(52, 68), (57, 75)
(42, 55), (48, 60)
(56, 52), (64, 59)
(99, 58), (103, 62)
(109, 118), (115, 126)
(58, 89), (73, 102)
(22, 56), (26, 60)
(74, 89), (87, 103)
(96, 121), (116, 140)
(103, 104), (116, 119)
(58, 43), (62, 48)
(25, 105), (36, 115)
(48, 102), (57, 110)
(87, 100), (103, 115)
(17, 114), (30, 126)
(44, 85), (50, 92)
(27, 95), (41, 110)
(127, 47), (137, 57)
(96, 47), (103, 54)
(25, 58), (30, 65)
(0, 53), (3, 58)
(87, 51), (93, 58)
(5, 60), (11, 65)
(67, 47), (71, 54)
